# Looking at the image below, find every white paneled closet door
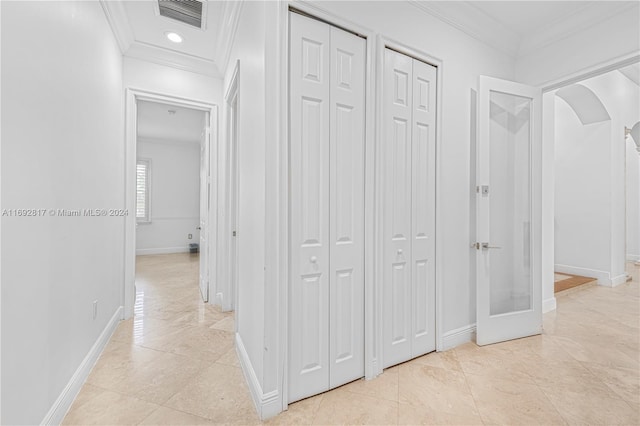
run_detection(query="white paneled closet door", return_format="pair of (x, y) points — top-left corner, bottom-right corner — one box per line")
(289, 12), (366, 403)
(383, 48), (436, 369)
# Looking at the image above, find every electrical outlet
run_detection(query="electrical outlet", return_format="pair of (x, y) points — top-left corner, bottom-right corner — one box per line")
(188, 233), (193, 239)
(93, 300), (98, 320)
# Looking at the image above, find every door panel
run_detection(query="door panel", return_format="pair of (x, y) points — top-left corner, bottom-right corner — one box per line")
(411, 59), (436, 356)
(329, 26), (365, 389)
(289, 12), (331, 402)
(476, 76), (542, 346)
(383, 48), (413, 368)
(383, 49), (437, 368)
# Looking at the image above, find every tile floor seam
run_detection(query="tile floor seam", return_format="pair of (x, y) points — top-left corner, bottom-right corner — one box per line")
(134, 404), (164, 426)
(457, 363), (488, 426)
(533, 382), (570, 426)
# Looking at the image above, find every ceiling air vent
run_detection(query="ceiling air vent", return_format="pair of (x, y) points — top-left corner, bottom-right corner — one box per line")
(158, 0), (204, 29)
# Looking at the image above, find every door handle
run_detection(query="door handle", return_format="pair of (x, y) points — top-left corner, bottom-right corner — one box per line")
(196, 226), (202, 230)
(481, 243), (501, 250)
(472, 242), (501, 250)
(310, 256), (317, 263)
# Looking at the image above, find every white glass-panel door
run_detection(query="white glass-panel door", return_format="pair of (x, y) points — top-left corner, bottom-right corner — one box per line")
(476, 76), (542, 346)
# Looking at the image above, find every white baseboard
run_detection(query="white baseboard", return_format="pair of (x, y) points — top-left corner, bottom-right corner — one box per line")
(442, 324), (476, 351)
(627, 254), (640, 262)
(543, 297), (557, 313)
(554, 264), (609, 286)
(136, 247), (191, 255)
(610, 274), (628, 287)
(41, 306), (123, 425)
(235, 334), (281, 421)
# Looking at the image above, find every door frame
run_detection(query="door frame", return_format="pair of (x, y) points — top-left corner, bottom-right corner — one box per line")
(273, 2), (444, 412)
(375, 36), (444, 370)
(220, 61), (240, 314)
(539, 52), (640, 312)
(123, 88), (218, 319)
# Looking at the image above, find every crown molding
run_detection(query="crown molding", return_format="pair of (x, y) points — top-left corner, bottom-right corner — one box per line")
(99, 0), (134, 53)
(125, 41), (220, 77)
(517, 2), (639, 58)
(408, 0), (638, 61)
(100, 0), (220, 78)
(216, 0), (244, 75)
(408, 0), (520, 57)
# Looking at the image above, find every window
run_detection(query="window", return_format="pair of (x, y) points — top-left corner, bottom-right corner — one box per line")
(136, 159), (151, 223)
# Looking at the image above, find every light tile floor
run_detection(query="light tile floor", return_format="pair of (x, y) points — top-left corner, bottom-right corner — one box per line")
(64, 255), (640, 425)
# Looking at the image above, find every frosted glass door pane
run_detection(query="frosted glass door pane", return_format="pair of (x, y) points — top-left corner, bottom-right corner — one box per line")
(489, 91), (532, 316)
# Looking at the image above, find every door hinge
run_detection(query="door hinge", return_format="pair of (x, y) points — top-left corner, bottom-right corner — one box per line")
(471, 242), (480, 250)
(232, 231), (237, 237)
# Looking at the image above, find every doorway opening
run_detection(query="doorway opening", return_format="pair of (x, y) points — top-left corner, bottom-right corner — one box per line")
(133, 99), (209, 318)
(123, 89), (219, 321)
(551, 64), (640, 293)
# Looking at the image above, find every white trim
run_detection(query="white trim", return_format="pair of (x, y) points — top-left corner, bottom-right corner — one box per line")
(125, 41), (220, 78)
(136, 247), (192, 256)
(216, 1), (244, 74)
(0, 1), (3, 419)
(542, 297), (557, 313)
(41, 306), (123, 426)
(442, 324), (476, 351)
(541, 52), (640, 92)
(375, 36), (445, 359)
(220, 60), (240, 313)
(98, 0), (134, 53)
(554, 264), (613, 286)
(275, 0), (289, 412)
(627, 254), (640, 262)
(99, 1), (220, 78)
(124, 88), (218, 319)
(611, 274), (628, 287)
(137, 137), (202, 147)
(235, 334), (280, 421)
(407, 0), (518, 57)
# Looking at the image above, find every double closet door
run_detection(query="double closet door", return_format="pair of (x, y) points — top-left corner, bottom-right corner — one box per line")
(383, 48), (437, 368)
(288, 12), (367, 403)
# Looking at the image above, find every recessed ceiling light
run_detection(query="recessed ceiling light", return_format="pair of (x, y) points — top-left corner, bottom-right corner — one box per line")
(165, 32), (183, 43)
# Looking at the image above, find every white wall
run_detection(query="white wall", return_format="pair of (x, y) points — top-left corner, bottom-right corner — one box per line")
(554, 101), (612, 274)
(1, 1), (124, 424)
(553, 70), (639, 285)
(627, 132), (640, 261)
(515, 3), (640, 87)
(136, 138), (200, 255)
(220, 0), (267, 400)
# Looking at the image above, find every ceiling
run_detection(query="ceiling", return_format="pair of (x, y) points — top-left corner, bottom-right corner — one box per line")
(409, 1), (638, 57)
(122, 1), (224, 61)
(100, 0), (242, 77)
(101, 1), (636, 77)
(137, 100), (206, 143)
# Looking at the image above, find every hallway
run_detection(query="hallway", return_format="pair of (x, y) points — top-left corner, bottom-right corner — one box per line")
(63, 254), (257, 425)
(64, 256), (639, 425)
